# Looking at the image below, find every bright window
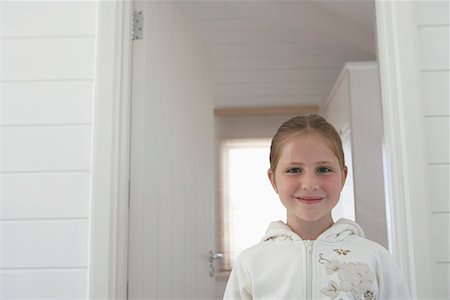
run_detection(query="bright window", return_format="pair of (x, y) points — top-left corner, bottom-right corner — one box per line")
(220, 139), (285, 270)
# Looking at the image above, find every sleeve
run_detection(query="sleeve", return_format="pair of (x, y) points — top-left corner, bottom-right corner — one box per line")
(376, 248), (411, 300)
(223, 255), (253, 300)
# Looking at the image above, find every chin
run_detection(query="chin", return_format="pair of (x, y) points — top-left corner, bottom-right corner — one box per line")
(293, 213), (328, 223)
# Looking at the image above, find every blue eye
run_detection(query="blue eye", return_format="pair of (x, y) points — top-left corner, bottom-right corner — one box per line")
(317, 167), (332, 173)
(286, 167), (301, 174)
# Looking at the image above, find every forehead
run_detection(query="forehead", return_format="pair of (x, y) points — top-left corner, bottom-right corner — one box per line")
(279, 133), (339, 163)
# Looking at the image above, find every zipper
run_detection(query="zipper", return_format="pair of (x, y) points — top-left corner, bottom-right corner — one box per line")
(304, 240), (313, 300)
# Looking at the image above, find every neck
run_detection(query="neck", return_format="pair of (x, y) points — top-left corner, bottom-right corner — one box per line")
(286, 214), (334, 240)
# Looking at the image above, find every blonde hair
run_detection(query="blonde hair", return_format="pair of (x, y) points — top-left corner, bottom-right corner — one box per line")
(269, 113), (345, 173)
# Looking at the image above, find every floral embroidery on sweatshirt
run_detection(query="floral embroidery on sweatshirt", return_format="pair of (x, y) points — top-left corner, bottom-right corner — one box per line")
(319, 253), (375, 300)
(334, 249), (351, 256)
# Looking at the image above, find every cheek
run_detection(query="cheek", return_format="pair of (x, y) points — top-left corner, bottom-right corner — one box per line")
(275, 176), (296, 192)
(323, 177), (343, 194)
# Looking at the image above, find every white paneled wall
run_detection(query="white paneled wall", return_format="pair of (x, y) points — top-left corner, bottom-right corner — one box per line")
(0, 1), (97, 299)
(415, 1), (450, 299)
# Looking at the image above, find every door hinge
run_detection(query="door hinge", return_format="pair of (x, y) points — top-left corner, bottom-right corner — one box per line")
(132, 11), (143, 40)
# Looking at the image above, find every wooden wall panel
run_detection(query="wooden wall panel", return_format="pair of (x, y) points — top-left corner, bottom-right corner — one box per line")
(211, 43), (314, 57)
(418, 27), (450, 70)
(0, 1), (97, 298)
(215, 68), (340, 83)
(1, 126), (91, 172)
(0, 220), (88, 268)
(432, 264), (450, 299)
(416, 1), (450, 298)
(425, 117), (450, 164)
(422, 72), (450, 116)
(215, 95), (325, 108)
(215, 81), (334, 97)
(0, 269), (87, 298)
(214, 55), (341, 70)
(416, 1), (449, 25)
(0, 172), (90, 219)
(0, 1), (96, 37)
(427, 165), (450, 212)
(1, 81), (93, 126)
(2, 38), (95, 81)
(431, 214), (450, 262)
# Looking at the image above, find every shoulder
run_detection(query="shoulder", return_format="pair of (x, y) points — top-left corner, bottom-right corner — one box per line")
(345, 234), (389, 253)
(235, 240), (278, 262)
(342, 235), (401, 270)
(235, 238), (300, 266)
(362, 237), (393, 259)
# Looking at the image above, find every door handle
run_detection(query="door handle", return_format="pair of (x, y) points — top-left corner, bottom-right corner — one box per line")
(208, 250), (223, 277)
(209, 250), (223, 263)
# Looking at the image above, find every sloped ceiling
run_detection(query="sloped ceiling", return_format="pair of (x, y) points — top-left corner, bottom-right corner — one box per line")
(175, 0), (376, 108)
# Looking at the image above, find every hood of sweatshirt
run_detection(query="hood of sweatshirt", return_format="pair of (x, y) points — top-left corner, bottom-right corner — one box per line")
(261, 218), (365, 243)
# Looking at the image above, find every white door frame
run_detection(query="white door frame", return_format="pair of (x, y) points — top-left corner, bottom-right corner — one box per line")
(89, 1), (133, 299)
(89, 0), (428, 299)
(375, 1), (433, 298)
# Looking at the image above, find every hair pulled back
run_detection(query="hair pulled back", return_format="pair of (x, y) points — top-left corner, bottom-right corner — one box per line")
(269, 113), (345, 173)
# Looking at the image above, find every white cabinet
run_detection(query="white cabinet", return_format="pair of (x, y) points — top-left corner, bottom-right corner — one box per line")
(322, 62), (388, 248)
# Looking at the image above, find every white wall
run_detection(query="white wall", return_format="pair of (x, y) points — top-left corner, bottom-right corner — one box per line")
(377, 1), (449, 298)
(0, 2), (97, 298)
(415, 1), (450, 299)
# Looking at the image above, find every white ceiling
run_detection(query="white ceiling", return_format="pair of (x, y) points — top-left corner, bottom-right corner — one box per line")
(174, 0), (377, 108)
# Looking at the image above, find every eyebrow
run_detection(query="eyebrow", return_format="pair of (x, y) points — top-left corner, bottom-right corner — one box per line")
(288, 161), (334, 165)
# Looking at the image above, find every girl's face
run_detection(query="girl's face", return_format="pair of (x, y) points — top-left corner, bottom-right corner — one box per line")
(268, 133), (347, 224)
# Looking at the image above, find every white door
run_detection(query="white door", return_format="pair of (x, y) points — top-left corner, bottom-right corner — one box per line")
(127, 1), (217, 299)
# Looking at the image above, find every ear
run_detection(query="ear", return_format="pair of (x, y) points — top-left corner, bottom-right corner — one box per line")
(268, 169), (278, 193)
(341, 166), (348, 188)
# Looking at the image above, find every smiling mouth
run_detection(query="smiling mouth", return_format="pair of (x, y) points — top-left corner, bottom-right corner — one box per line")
(294, 197), (324, 204)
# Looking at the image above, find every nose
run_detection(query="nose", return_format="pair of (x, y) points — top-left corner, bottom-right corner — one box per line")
(301, 172), (319, 191)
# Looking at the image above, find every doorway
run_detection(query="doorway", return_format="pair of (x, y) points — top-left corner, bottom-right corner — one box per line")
(127, 1), (382, 299)
(111, 1), (388, 299)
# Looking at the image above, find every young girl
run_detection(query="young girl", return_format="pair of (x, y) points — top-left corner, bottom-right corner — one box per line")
(223, 114), (410, 300)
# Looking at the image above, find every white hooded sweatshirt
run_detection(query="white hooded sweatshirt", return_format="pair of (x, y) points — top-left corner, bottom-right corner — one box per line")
(223, 219), (410, 300)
